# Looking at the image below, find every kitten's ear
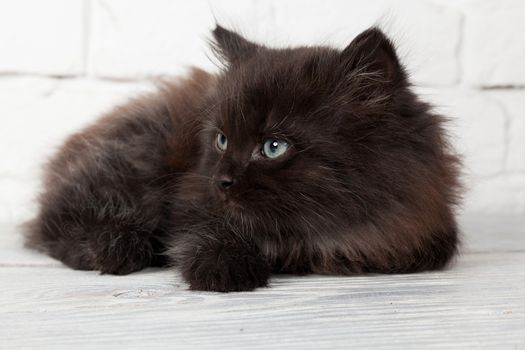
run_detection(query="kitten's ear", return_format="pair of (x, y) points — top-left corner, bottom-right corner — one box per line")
(211, 25), (259, 64)
(341, 27), (405, 85)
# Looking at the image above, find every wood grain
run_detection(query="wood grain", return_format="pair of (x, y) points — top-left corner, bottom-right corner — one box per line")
(0, 216), (524, 349)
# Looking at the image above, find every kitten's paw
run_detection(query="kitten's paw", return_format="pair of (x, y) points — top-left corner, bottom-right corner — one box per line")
(43, 229), (153, 275)
(93, 231), (154, 275)
(97, 245), (152, 275)
(181, 244), (270, 292)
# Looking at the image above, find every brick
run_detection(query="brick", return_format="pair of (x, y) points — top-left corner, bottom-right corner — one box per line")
(390, 1), (461, 86)
(465, 175), (525, 214)
(489, 91), (525, 171)
(0, 77), (152, 179)
(463, 0), (525, 86)
(89, 0), (263, 78)
(0, 178), (40, 224)
(0, 0), (84, 75)
(416, 88), (507, 177)
(260, 0), (385, 46)
(266, 0), (461, 86)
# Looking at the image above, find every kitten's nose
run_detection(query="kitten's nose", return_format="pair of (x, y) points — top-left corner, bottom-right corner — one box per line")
(216, 175), (235, 191)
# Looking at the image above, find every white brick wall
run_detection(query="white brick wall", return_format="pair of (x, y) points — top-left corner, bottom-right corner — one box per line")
(1, 0), (524, 224)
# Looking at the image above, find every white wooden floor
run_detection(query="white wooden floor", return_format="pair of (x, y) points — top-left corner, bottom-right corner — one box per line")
(1, 214), (524, 349)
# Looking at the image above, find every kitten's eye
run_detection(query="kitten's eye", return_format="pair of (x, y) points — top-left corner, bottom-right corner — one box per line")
(216, 132), (228, 151)
(262, 139), (289, 159)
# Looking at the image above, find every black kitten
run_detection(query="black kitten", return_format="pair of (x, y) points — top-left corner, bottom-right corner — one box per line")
(24, 26), (462, 292)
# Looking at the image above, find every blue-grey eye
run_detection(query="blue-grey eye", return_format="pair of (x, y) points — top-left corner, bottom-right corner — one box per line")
(262, 139), (289, 159)
(216, 132), (227, 151)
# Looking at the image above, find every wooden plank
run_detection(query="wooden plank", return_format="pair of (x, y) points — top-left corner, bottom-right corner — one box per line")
(1, 252), (524, 349)
(1, 215), (523, 348)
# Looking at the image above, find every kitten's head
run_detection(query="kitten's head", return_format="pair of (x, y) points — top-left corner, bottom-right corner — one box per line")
(188, 26), (456, 232)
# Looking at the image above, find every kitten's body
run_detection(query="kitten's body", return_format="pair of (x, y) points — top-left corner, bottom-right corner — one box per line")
(25, 26), (461, 292)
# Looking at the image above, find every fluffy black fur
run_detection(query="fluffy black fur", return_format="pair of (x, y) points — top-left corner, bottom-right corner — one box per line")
(25, 26), (462, 292)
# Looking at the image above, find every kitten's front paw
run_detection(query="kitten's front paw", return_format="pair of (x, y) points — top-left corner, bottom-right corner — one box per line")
(94, 231), (154, 275)
(180, 243), (270, 292)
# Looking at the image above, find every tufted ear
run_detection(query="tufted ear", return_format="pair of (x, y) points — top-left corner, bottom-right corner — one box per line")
(341, 27), (405, 85)
(211, 25), (260, 64)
